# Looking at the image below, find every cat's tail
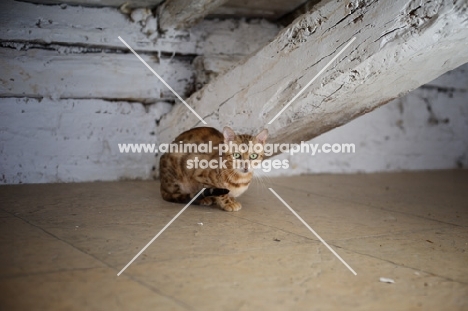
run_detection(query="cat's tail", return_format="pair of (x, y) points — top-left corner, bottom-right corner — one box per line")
(193, 187), (229, 206)
(160, 187), (229, 204)
(200, 188), (229, 198)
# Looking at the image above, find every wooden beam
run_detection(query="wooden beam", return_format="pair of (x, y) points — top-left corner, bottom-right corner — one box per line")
(193, 54), (242, 90)
(158, 0), (229, 30)
(156, 0), (468, 163)
(0, 0), (280, 55)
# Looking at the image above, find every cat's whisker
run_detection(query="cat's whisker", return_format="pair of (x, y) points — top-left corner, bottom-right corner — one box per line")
(252, 170), (270, 195)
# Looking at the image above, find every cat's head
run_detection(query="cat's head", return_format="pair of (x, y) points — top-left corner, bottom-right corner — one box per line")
(222, 127), (268, 174)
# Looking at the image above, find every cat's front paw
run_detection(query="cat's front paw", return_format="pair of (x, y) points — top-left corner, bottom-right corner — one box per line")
(222, 201), (242, 212)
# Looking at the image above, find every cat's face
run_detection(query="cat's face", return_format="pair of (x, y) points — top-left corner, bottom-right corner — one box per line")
(223, 127), (268, 174)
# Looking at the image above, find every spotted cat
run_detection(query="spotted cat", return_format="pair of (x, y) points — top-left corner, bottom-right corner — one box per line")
(160, 126), (268, 211)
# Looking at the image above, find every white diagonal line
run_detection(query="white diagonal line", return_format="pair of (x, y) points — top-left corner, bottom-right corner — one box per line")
(117, 188), (206, 276)
(267, 37), (356, 125)
(118, 36), (207, 125)
(268, 188), (357, 275)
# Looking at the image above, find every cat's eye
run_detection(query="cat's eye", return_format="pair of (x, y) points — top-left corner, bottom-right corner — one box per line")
(250, 153), (258, 160)
(233, 153), (241, 159)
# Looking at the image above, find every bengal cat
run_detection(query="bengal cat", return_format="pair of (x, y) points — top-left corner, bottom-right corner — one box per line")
(159, 126), (268, 211)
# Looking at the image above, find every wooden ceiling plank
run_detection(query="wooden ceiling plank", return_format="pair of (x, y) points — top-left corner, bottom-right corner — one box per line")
(0, 47), (193, 102)
(18, 0), (164, 9)
(0, 1), (280, 55)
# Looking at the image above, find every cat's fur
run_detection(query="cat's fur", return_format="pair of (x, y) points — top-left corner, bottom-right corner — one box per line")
(160, 126), (268, 211)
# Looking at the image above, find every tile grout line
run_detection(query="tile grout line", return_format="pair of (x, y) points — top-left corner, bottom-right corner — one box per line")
(227, 211), (467, 284)
(336, 246), (468, 285)
(269, 188), (357, 275)
(5, 210), (114, 270)
(0, 266), (100, 281)
(228, 211), (451, 245)
(235, 190), (456, 243)
(118, 188), (206, 276)
(3, 209), (194, 310)
(269, 181), (467, 228)
(10, 210), (463, 287)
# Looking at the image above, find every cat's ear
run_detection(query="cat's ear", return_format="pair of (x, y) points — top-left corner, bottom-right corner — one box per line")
(256, 129), (268, 145)
(223, 126), (236, 143)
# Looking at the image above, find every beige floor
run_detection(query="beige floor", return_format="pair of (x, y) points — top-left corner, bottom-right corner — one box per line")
(0, 170), (467, 310)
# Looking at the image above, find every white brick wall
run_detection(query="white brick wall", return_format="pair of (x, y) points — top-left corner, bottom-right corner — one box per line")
(266, 63), (468, 176)
(0, 98), (171, 183)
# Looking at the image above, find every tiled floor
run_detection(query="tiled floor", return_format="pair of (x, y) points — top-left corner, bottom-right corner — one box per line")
(0, 170), (467, 310)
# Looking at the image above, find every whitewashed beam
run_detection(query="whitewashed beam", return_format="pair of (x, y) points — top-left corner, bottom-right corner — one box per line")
(156, 0), (468, 155)
(0, 48), (193, 102)
(193, 54), (242, 89)
(19, 0), (164, 9)
(158, 0), (229, 30)
(0, 0), (280, 55)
